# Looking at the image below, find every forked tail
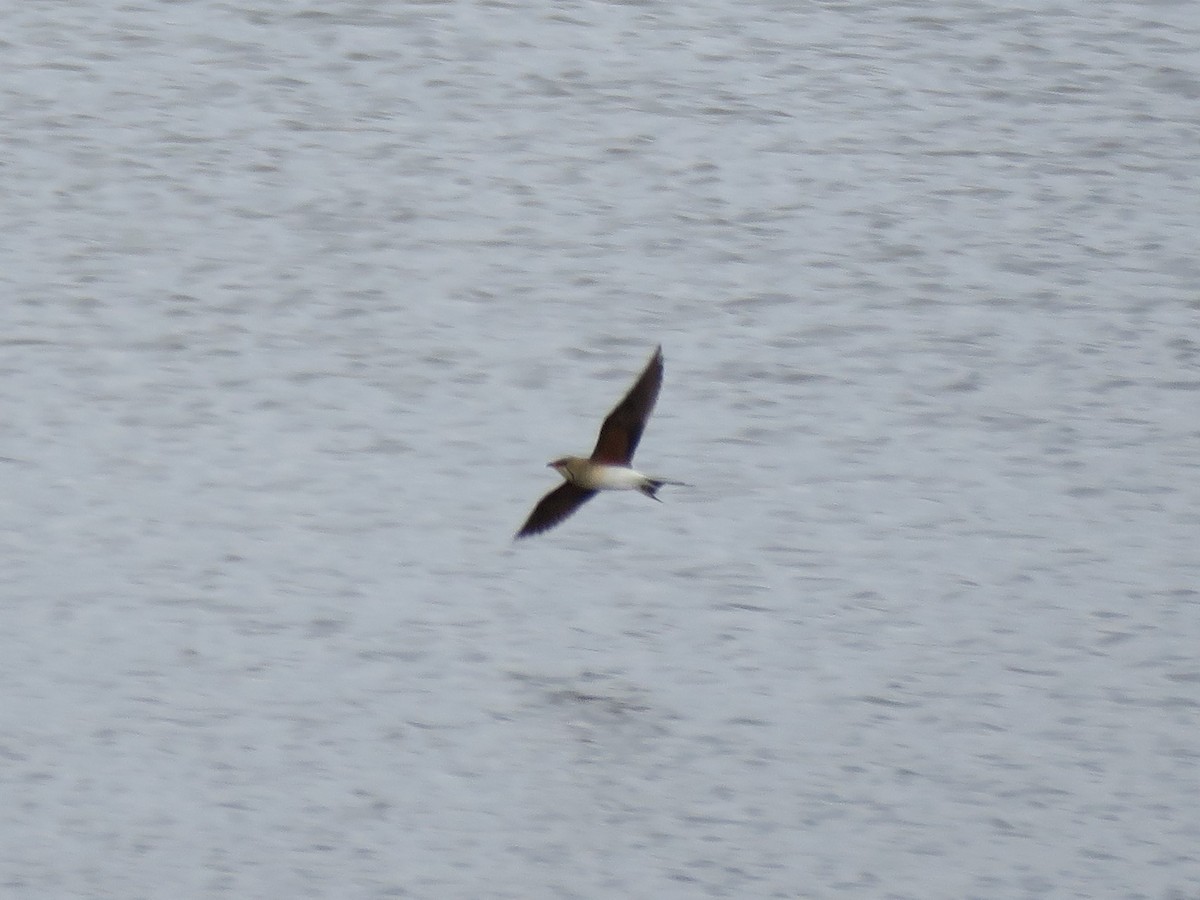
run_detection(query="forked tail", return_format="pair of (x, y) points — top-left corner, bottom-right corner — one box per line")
(638, 477), (690, 502)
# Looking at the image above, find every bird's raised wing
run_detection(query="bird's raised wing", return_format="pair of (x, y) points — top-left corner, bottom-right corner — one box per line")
(590, 345), (663, 465)
(515, 483), (598, 539)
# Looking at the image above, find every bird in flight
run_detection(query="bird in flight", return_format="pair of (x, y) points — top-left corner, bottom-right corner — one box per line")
(515, 345), (685, 539)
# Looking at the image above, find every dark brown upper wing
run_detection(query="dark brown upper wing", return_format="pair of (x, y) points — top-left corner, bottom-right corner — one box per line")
(515, 482), (598, 539)
(589, 345), (663, 464)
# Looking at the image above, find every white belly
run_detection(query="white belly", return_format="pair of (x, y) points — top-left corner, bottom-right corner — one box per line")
(579, 465), (647, 491)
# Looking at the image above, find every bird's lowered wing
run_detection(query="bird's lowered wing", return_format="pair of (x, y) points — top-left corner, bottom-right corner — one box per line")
(515, 483), (598, 539)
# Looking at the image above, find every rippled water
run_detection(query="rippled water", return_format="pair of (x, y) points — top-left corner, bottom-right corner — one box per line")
(3, 1), (1198, 897)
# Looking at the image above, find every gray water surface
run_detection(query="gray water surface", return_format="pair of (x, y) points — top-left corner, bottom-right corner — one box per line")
(3, 1), (1198, 897)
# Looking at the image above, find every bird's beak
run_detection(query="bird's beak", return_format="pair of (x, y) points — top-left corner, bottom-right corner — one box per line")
(546, 462), (555, 468)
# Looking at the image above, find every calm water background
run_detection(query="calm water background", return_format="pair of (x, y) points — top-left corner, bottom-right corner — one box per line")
(3, 1), (1199, 897)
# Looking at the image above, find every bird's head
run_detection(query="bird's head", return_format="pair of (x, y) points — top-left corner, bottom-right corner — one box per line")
(547, 457), (584, 482)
